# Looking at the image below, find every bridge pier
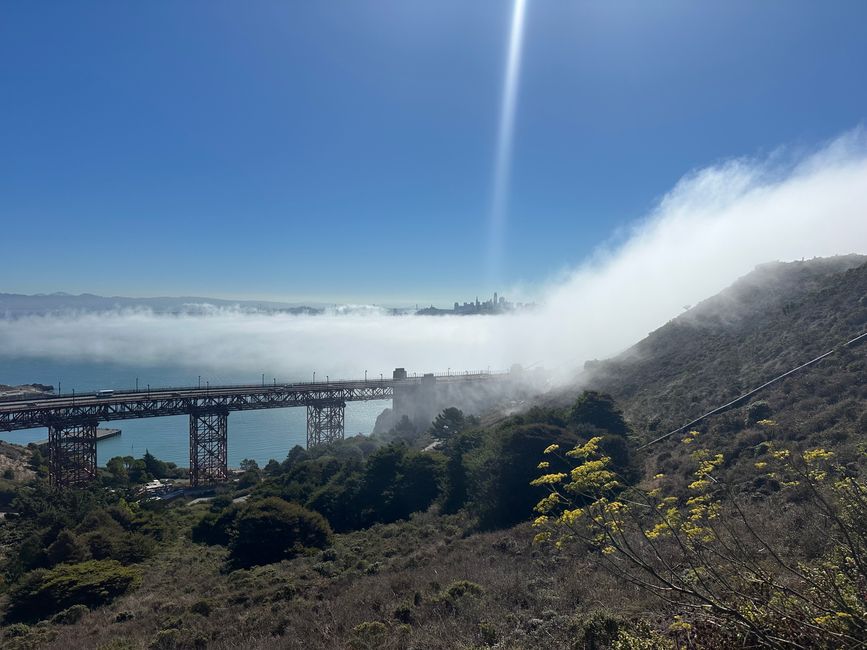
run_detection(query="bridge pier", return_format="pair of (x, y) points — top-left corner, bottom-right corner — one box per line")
(48, 417), (98, 489)
(189, 408), (229, 486)
(306, 399), (345, 448)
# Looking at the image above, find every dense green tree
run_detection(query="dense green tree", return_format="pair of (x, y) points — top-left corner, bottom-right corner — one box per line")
(281, 446), (309, 472)
(105, 457), (129, 485)
(263, 459), (282, 476)
(393, 453), (444, 517)
(142, 450), (168, 479)
(568, 391), (629, 436)
(429, 407), (466, 441)
(191, 505), (239, 546)
(46, 530), (88, 566)
(470, 424), (581, 530)
(239, 458), (259, 472)
(228, 498), (331, 568)
(440, 430), (485, 514)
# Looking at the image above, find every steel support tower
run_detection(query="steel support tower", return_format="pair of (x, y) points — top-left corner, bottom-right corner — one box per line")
(189, 408), (229, 486)
(306, 399), (346, 448)
(48, 418), (98, 489)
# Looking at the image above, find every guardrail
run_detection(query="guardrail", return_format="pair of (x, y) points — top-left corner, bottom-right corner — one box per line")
(0, 369), (510, 404)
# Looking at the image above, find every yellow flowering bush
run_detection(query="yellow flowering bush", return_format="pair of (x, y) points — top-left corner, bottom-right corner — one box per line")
(533, 432), (867, 648)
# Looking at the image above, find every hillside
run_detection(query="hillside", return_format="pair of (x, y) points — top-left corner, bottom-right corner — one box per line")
(1, 257), (866, 649)
(583, 255), (866, 446)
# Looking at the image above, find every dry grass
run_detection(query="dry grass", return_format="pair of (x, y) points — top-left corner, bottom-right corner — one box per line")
(30, 510), (654, 650)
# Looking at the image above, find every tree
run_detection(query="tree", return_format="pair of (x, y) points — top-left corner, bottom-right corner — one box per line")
(429, 407), (466, 441)
(440, 430), (485, 514)
(281, 446), (309, 472)
(105, 457), (129, 485)
(263, 459), (282, 477)
(228, 498), (332, 568)
(471, 424), (580, 530)
(568, 391), (629, 436)
(239, 458), (259, 472)
(46, 530), (88, 566)
(142, 450), (168, 479)
(393, 452), (444, 519)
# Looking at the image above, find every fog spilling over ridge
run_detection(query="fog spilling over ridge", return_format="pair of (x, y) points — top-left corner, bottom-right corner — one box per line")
(2, 131), (866, 383)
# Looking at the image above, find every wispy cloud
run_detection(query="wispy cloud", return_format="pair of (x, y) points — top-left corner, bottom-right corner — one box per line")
(2, 130), (866, 383)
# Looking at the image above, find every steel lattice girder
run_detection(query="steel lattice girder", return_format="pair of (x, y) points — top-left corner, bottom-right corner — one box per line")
(48, 418), (98, 489)
(306, 399), (346, 448)
(189, 408), (229, 486)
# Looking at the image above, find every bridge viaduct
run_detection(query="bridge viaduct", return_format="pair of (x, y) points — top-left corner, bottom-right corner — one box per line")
(0, 368), (511, 489)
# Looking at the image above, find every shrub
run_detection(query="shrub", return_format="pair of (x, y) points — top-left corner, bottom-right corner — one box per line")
(228, 498), (332, 568)
(51, 603), (89, 624)
(46, 530), (89, 566)
(189, 599), (212, 617)
(5, 560), (141, 623)
(349, 621), (388, 650)
(5, 623), (30, 638)
(191, 504), (238, 546)
(745, 400), (773, 426)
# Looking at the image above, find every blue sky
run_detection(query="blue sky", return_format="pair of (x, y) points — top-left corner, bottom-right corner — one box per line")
(2, 1), (865, 305)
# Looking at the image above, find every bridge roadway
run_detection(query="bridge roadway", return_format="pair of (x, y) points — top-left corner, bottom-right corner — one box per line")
(0, 370), (506, 489)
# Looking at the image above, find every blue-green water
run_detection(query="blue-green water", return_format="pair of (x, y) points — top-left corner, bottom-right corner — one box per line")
(0, 358), (387, 467)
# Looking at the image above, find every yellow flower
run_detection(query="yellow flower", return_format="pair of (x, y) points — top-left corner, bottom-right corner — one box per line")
(669, 617), (692, 632)
(754, 461), (767, 470)
(530, 473), (567, 486)
(803, 448), (834, 463)
(537, 461), (550, 470)
(543, 444), (560, 455)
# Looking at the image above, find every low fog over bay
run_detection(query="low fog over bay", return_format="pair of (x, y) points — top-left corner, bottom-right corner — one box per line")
(3, 130), (866, 384)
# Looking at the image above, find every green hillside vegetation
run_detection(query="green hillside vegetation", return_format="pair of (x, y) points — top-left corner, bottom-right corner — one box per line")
(0, 257), (864, 648)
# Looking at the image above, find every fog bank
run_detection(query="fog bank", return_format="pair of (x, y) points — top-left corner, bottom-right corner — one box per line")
(2, 130), (866, 383)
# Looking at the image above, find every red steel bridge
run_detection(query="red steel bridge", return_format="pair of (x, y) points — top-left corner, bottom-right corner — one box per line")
(0, 369), (511, 489)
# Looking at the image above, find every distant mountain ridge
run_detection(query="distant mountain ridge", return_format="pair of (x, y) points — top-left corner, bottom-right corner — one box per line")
(0, 292), (328, 317)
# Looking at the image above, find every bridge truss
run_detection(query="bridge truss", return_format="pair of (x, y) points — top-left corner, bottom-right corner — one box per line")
(0, 372), (506, 489)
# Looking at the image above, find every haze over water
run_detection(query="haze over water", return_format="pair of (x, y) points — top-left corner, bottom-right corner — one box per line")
(0, 357), (387, 467)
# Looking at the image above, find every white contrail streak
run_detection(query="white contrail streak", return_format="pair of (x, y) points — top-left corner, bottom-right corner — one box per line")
(488, 0), (528, 284)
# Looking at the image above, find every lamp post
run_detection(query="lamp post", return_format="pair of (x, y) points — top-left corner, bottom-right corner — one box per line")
(365, 370), (367, 381)
(313, 371), (316, 383)
(136, 377), (139, 391)
(198, 375), (201, 388)
(262, 373), (265, 386)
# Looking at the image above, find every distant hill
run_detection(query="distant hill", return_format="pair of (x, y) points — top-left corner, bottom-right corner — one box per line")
(0, 292), (326, 316)
(570, 254), (866, 460)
